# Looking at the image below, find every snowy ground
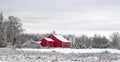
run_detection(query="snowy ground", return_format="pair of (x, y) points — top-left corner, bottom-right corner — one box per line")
(17, 48), (120, 53)
(0, 48), (120, 62)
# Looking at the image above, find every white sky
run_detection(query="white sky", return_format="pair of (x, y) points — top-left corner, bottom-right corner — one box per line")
(0, 0), (120, 37)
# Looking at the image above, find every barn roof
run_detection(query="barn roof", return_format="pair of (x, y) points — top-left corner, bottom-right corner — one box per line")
(44, 37), (54, 42)
(53, 34), (70, 42)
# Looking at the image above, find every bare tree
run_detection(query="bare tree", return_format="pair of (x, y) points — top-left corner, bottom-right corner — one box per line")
(75, 35), (91, 48)
(92, 34), (108, 48)
(0, 12), (4, 47)
(6, 16), (23, 46)
(110, 32), (120, 48)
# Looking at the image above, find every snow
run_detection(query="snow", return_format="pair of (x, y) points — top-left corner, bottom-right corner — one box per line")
(1, 48), (120, 62)
(44, 37), (54, 41)
(22, 40), (35, 46)
(17, 48), (120, 54)
(53, 34), (70, 42)
(35, 41), (41, 43)
(0, 48), (120, 62)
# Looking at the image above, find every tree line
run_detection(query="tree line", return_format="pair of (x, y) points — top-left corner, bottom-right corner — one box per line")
(73, 32), (120, 49)
(0, 12), (120, 49)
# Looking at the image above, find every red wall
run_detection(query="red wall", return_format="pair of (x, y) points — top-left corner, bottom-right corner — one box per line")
(62, 42), (70, 48)
(48, 41), (53, 47)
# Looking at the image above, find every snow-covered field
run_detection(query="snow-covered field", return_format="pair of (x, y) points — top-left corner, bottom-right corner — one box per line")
(17, 48), (120, 54)
(0, 48), (120, 62)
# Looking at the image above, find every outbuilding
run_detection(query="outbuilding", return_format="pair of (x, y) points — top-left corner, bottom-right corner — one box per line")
(40, 37), (54, 47)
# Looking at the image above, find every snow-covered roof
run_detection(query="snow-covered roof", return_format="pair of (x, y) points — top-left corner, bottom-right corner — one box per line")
(53, 34), (70, 42)
(35, 41), (41, 43)
(44, 37), (54, 42)
(22, 40), (35, 46)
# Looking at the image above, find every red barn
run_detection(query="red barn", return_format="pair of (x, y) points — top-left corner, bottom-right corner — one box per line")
(40, 37), (54, 47)
(40, 34), (70, 48)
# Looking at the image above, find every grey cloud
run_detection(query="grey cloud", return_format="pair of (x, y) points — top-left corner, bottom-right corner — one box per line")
(1, 0), (120, 35)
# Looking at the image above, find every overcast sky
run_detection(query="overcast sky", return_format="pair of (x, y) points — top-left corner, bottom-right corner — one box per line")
(0, 0), (120, 36)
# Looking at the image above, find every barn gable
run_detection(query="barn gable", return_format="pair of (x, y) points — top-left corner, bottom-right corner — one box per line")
(48, 34), (70, 48)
